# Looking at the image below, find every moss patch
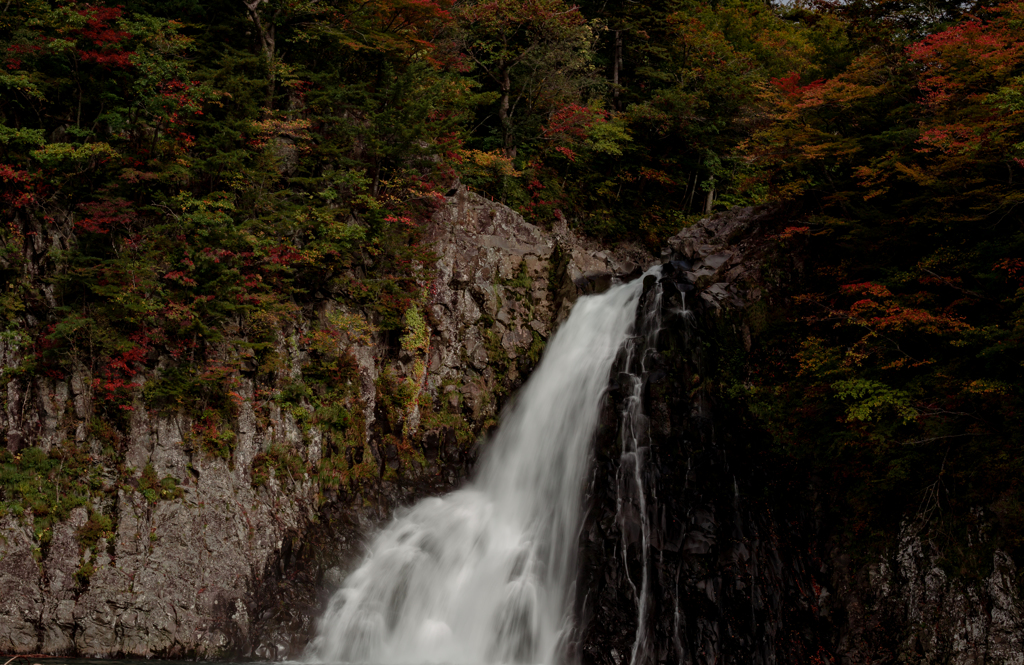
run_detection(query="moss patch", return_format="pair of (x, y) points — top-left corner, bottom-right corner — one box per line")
(0, 444), (98, 543)
(137, 462), (184, 504)
(251, 444), (306, 487)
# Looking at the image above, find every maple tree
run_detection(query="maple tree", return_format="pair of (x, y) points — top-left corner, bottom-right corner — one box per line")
(734, 0), (1024, 560)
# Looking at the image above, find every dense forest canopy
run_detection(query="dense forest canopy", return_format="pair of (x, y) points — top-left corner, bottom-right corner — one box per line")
(1, 0), (1023, 570)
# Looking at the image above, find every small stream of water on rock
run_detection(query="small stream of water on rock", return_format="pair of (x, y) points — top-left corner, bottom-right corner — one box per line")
(613, 276), (664, 665)
(306, 270), (659, 665)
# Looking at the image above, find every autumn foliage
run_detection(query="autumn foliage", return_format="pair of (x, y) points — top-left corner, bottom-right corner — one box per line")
(1, 0), (1023, 565)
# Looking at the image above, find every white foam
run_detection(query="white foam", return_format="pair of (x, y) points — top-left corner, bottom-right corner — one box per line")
(307, 270), (658, 665)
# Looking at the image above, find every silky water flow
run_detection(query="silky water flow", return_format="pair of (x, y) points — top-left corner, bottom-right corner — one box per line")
(308, 269), (661, 665)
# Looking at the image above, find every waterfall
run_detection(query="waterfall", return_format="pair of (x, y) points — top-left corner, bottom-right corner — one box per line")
(308, 268), (660, 665)
(614, 276), (664, 665)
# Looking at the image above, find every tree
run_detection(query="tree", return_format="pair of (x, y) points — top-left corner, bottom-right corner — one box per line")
(453, 0), (598, 158)
(740, 0), (1024, 558)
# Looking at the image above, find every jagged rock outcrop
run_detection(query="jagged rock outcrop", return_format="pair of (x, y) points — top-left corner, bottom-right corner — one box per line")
(422, 187), (649, 426)
(0, 186), (650, 658)
(575, 204), (828, 665)
(663, 203), (789, 313)
(575, 204), (1024, 665)
(834, 526), (1024, 665)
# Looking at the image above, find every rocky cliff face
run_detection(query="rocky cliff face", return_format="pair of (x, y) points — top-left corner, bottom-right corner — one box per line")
(0, 186), (650, 659)
(574, 206), (828, 665)
(834, 526), (1024, 665)
(3, 195), (1021, 663)
(573, 206), (1024, 665)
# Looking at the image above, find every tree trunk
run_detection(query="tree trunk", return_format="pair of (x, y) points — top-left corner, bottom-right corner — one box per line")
(499, 63), (513, 158)
(243, 0), (276, 114)
(612, 30), (622, 111)
(263, 22), (276, 111)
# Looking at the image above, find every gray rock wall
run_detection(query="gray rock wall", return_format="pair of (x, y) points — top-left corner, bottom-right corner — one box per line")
(0, 186), (651, 658)
(835, 526), (1024, 665)
(6, 195), (1016, 663)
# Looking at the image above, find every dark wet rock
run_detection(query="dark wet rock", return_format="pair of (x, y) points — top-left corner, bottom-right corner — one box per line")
(575, 265), (829, 665)
(576, 205), (1024, 665)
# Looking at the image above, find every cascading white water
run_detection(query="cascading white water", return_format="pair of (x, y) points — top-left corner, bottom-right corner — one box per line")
(307, 269), (659, 665)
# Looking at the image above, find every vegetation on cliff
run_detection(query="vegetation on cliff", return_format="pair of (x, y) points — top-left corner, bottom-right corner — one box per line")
(1, 0), (1023, 580)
